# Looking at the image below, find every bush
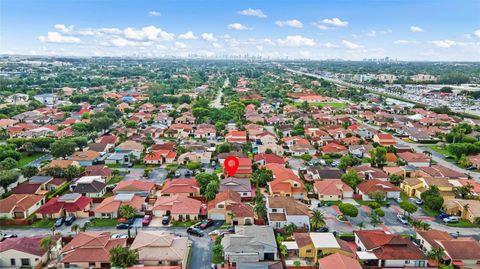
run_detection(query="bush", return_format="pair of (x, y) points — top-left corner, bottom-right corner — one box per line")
(339, 203), (359, 218)
(368, 202), (381, 209)
(374, 208), (385, 217)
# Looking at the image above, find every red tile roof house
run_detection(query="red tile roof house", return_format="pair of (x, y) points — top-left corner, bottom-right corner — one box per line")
(321, 143), (348, 155)
(113, 180), (156, 197)
(318, 253), (362, 269)
(151, 194), (202, 221)
(159, 178), (201, 197)
(0, 194), (45, 219)
(0, 235), (61, 268)
(144, 150), (176, 165)
(397, 152), (431, 167)
(59, 232), (127, 268)
(226, 157), (252, 178)
(226, 130), (248, 144)
(266, 163), (306, 200)
(354, 230), (427, 268)
(373, 133), (397, 146)
(254, 154), (286, 166)
(314, 179), (353, 201)
(207, 191), (254, 225)
(94, 193), (145, 218)
(356, 179), (401, 201)
(437, 238), (480, 267)
(35, 193), (92, 219)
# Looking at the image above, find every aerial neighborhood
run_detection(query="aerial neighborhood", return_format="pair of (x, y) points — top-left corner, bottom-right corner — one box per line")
(0, 57), (480, 269)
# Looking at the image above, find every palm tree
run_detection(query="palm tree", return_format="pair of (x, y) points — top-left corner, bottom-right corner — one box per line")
(310, 210), (326, 230)
(254, 203), (267, 220)
(40, 235), (54, 262)
(71, 223), (80, 234)
(283, 223), (296, 237)
(109, 246), (138, 268)
(428, 247), (445, 265)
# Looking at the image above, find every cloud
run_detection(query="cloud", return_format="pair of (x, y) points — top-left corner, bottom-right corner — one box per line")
(178, 31), (198, 40)
(431, 40), (456, 48)
(275, 19), (303, 28)
(175, 41), (187, 49)
(321, 42), (338, 48)
(123, 26), (174, 41)
(342, 40), (363, 50)
(212, 43), (222, 49)
(201, 33), (217, 42)
(148, 11), (161, 17)
(474, 29), (480, 38)
(367, 30), (377, 37)
(366, 29), (391, 37)
(277, 35), (315, 47)
(54, 24), (74, 34)
(410, 26), (424, 33)
(314, 18), (349, 30)
(394, 39), (413, 44)
(38, 32), (81, 43)
(238, 8), (266, 18)
(228, 23), (248, 30)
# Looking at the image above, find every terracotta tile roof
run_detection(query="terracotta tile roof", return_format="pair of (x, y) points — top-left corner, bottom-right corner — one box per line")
(161, 178), (200, 195)
(439, 239), (480, 260)
(227, 203), (254, 218)
(318, 253), (362, 269)
(0, 194), (44, 213)
(268, 196), (310, 216)
(113, 180), (156, 193)
(130, 231), (189, 262)
(49, 159), (77, 169)
(207, 191), (241, 210)
(0, 235), (60, 257)
(37, 194), (92, 214)
(314, 179), (353, 196)
(95, 194), (144, 213)
(61, 232), (126, 263)
(397, 152), (430, 163)
(416, 229), (452, 250)
(99, 135), (117, 144)
(294, 233), (313, 248)
(72, 150), (100, 161)
(12, 183), (42, 194)
(254, 154), (286, 165)
(152, 194), (201, 214)
(357, 179), (400, 194)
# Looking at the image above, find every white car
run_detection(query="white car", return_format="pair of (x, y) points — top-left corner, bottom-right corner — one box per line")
(396, 214), (409, 225)
(443, 216), (459, 223)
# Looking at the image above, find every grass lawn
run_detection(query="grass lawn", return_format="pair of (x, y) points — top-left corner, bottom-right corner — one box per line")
(355, 200), (387, 207)
(446, 219), (480, 228)
(31, 219), (55, 228)
(132, 164), (148, 168)
(172, 220), (198, 227)
(107, 175), (124, 185)
(90, 218), (118, 227)
(423, 145), (450, 156)
(420, 205), (439, 217)
(17, 152), (44, 168)
(400, 192), (410, 202)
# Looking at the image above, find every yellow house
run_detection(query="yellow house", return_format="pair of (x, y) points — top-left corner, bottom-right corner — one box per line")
(400, 177), (454, 202)
(287, 233), (352, 263)
(444, 199), (480, 223)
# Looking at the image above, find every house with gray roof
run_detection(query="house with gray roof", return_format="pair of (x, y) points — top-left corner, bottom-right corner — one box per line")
(220, 177), (253, 198)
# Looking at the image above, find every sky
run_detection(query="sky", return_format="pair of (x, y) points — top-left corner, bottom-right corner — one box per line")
(1, 0), (479, 61)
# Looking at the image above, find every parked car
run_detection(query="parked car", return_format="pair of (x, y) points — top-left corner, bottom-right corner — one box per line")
(174, 171), (181, 178)
(314, 227), (329, 232)
(116, 223), (131, 229)
(1, 233), (18, 241)
(162, 215), (171, 225)
(187, 227), (204, 237)
(395, 197), (402, 203)
(414, 198), (423, 205)
(54, 218), (64, 227)
(437, 212), (450, 219)
(64, 216), (76, 226)
(397, 214), (409, 225)
(142, 215), (152, 226)
(185, 170), (192, 177)
(199, 219), (214, 229)
(443, 216), (459, 223)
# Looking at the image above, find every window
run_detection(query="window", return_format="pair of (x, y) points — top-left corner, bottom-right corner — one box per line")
(10, 259), (15, 266)
(218, 204), (224, 208)
(243, 192), (248, 196)
(89, 262), (95, 267)
(306, 249), (312, 253)
(272, 208), (277, 213)
(405, 260), (410, 264)
(21, 259), (30, 266)
(275, 222), (281, 228)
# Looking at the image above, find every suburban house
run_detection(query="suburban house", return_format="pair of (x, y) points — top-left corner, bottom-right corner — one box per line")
(160, 178), (201, 197)
(306, 167), (343, 181)
(283, 233), (350, 263)
(314, 179), (353, 201)
(113, 180), (156, 197)
(356, 179), (401, 201)
(116, 140), (144, 158)
(373, 134), (397, 146)
(397, 152), (431, 167)
(84, 165), (112, 181)
(444, 199), (480, 223)
(94, 193), (145, 218)
(266, 163), (305, 200)
(354, 230), (428, 268)
(266, 196), (310, 229)
(231, 158), (252, 178)
(0, 194), (45, 219)
(436, 239), (480, 267)
(152, 194), (202, 221)
(400, 177), (454, 201)
(144, 150), (176, 165)
(253, 154), (286, 166)
(0, 235), (61, 268)
(71, 150), (101, 166)
(36, 193), (92, 219)
(226, 130), (247, 144)
(71, 176), (106, 198)
(59, 232), (127, 268)
(130, 231), (190, 269)
(207, 191), (254, 225)
(318, 253), (362, 269)
(222, 226), (278, 264)
(219, 177), (253, 198)
(416, 229), (452, 253)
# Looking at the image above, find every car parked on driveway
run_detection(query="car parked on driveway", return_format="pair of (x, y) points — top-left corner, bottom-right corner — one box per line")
(142, 215), (152, 226)
(443, 216), (459, 223)
(437, 212), (450, 219)
(397, 214), (409, 225)
(187, 227), (204, 237)
(199, 219), (214, 229)
(116, 223), (131, 229)
(162, 215), (171, 225)
(65, 216), (76, 226)
(54, 218), (64, 227)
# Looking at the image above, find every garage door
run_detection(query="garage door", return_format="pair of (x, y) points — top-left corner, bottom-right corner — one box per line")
(209, 213), (225, 220)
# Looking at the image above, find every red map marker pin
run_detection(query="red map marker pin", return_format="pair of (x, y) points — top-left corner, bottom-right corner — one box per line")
(224, 156), (240, 177)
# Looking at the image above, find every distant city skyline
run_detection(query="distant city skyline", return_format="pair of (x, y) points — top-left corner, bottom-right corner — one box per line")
(1, 0), (479, 61)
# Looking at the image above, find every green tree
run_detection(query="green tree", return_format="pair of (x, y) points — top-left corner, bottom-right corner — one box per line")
(283, 223), (296, 237)
(388, 174), (404, 186)
(428, 247), (445, 265)
(0, 157), (18, 170)
(310, 210), (326, 230)
(399, 201), (417, 216)
(0, 169), (20, 192)
(338, 155), (361, 170)
(300, 154), (312, 161)
(254, 203), (267, 219)
(212, 243), (223, 259)
(369, 146), (387, 167)
(453, 183), (474, 199)
(71, 223), (80, 234)
(216, 143), (231, 153)
(341, 170), (362, 189)
(109, 246), (138, 268)
(252, 168), (274, 187)
(205, 180), (220, 201)
(50, 140), (76, 159)
(21, 166), (39, 178)
(369, 190), (386, 202)
(195, 173), (218, 194)
(369, 211), (382, 227)
(339, 203), (359, 218)
(125, 121), (137, 128)
(40, 235), (55, 261)
(118, 204), (137, 219)
(187, 161), (201, 171)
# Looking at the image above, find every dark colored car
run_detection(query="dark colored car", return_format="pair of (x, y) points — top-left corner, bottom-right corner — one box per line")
(437, 212), (450, 219)
(187, 227), (204, 237)
(142, 215), (152, 226)
(314, 227), (329, 232)
(162, 215), (170, 225)
(116, 223), (131, 229)
(199, 219), (214, 229)
(54, 218), (64, 227)
(1, 234), (18, 241)
(64, 216), (76, 226)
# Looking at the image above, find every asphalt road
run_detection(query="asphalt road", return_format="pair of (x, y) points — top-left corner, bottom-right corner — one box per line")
(2, 221), (223, 269)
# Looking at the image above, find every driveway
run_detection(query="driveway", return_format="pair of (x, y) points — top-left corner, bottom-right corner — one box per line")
(123, 168), (145, 181)
(149, 168), (168, 184)
(26, 154), (52, 168)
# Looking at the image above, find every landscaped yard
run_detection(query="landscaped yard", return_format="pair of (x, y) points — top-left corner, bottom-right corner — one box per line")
(89, 218), (118, 227)
(446, 219), (480, 228)
(107, 175), (124, 185)
(17, 152), (44, 167)
(172, 220), (198, 227)
(423, 145), (450, 157)
(31, 219), (55, 228)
